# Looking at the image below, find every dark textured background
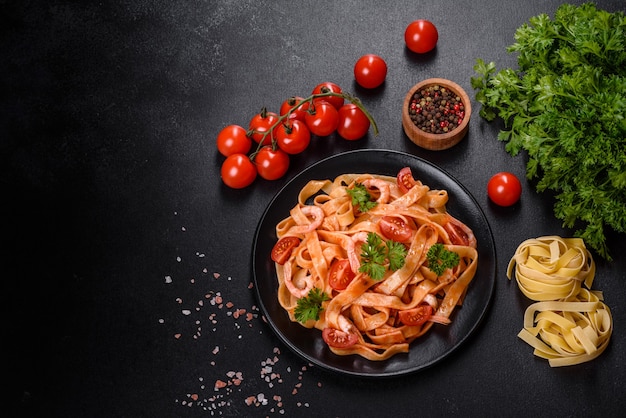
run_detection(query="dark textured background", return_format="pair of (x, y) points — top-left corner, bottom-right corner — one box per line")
(3, 0), (625, 416)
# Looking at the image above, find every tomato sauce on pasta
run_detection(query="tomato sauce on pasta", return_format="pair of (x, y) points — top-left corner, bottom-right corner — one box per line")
(271, 168), (479, 360)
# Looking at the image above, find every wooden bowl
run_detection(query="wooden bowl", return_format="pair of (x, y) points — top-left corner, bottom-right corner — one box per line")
(402, 78), (471, 151)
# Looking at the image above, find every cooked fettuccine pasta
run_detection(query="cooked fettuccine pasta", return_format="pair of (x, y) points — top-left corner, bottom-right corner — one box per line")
(270, 168), (478, 360)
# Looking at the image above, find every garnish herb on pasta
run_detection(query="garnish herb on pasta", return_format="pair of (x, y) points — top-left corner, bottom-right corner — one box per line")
(427, 243), (460, 276)
(294, 288), (330, 323)
(271, 168), (478, 360)
(358, 232), (407, 280)
(346, 182), (377, 212)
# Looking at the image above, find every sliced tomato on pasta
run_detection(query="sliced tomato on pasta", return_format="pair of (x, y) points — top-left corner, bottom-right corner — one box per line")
(322, 327), (358, 348)
(398, 305), (433, 326)
(328, 259), (356, 290)
(379, 216), (413, 243)
(397, 167), (417, 194)
(271, 236), (300, 265)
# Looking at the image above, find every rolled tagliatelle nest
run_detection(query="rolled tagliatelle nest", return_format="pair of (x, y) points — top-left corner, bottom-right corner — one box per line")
(507, 236), (613, 367)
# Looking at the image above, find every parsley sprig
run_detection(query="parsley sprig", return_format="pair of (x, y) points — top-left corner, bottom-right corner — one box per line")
(426, 243), (460, 276)
(358, 232), (407, 280)
(346, 183), (377, 212)
(294, 288), (330, 323)
(471, 3), (626, 260)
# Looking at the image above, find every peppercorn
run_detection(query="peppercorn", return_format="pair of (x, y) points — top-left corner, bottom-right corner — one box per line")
(408, 85), (465, 134)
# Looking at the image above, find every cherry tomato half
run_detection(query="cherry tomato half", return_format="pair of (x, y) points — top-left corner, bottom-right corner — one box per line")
(280, 96), (310, 122)
(404, 20), (439, 54)
(487, 172), (522, 207)
(379, 216), (413, 243)
(337, 103), (370, 141)
(305, 101), (339, 137)
(444, 217), (476, 247)
(398, 304), (433, 326)
(254, 146), (290, 180)
(312, 82), (344, 110)
(397, 167), (417, 194)
(328, 259), (356, 291)
(354, 54), (388, 89)
(271, 236), (300, 265)
(249, 110), (279, 146)
(322, 327), (358, 348)
(216, 124), (252, 157)
(276, 120), (311, 154)
(220, 153), (257, 189)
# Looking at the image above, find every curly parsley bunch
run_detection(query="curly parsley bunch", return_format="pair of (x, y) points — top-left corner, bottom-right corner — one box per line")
(472, 3), (626, 260)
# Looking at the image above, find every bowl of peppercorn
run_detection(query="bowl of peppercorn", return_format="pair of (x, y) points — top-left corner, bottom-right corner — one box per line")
(402, 78), (471, 151)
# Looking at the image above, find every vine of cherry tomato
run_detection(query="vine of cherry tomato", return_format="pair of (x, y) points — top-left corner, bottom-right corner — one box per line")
(217, 82), (378, 189)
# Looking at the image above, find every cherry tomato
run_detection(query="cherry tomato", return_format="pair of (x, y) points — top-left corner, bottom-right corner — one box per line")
(487, 172), (522, 207)
(336, 104), (370, 141)
(312, 82), (344, 110)
(280, 96), (310, 122)
(249, 110), (279, 146)
(254, 146), (290, 180)
(322, 327), (358, 348)
(220, 153), (257, 189)
(305, 101), (339, 137)
(276, 120), (311, 154)
(443, 218), (475, 247)
(404, 20), (439, 54)
(328, 259), (356, 291)
(271, 236), (300, 265)
(379, 216), (413, 243)
(398, 304), (433, 326)
(354, 54), (387, 89)
(397, 167), (417, 194)
(216, 124), (252, 157)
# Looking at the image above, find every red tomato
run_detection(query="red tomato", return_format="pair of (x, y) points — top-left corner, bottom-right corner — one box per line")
(397, 167), (417, 194)
(322, 327), (358, 348)
(487, 172), (522, 207)
(444, 217), (475, 247)
(311, 82), (344, 110)
(328, 259), (356, 290)
(216, 124), (252, 157)
(276, 120), (311, 154)
(404, 20), (439, 53)
(398, 305), (433, 326)
(254, 146), (290, 180)
(337, 104), (370, 140)
(354, 54), (388, 89)
(220, 153), (257, 189)
(249, 110), (279, 146)
(271, 236), (300, 265)
(305, 101), (339, 137)
(280, 96), (310, 122)
(379, 216), (413, 243)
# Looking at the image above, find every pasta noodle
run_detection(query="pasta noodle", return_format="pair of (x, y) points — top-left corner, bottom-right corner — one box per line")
(508, 236), (613, 366)
(272, 171), (478, 360)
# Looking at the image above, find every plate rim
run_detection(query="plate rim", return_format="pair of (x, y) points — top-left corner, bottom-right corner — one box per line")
(252, 149), (496, 377)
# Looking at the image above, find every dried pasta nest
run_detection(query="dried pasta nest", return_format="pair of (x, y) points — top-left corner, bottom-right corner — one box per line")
(507, 236), (613, 367)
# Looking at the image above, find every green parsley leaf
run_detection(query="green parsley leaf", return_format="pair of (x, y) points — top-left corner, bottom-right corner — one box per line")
(294, 288), (330, 323)
(426, 243), (460, 276)
(386, 240), (407, 272)
(472, 3), (626, 260)
(346, 183), (378, 212)
(358, 232), (407, 280)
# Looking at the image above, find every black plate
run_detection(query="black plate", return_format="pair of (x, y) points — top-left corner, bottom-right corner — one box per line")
(252, 149), (496, 377)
